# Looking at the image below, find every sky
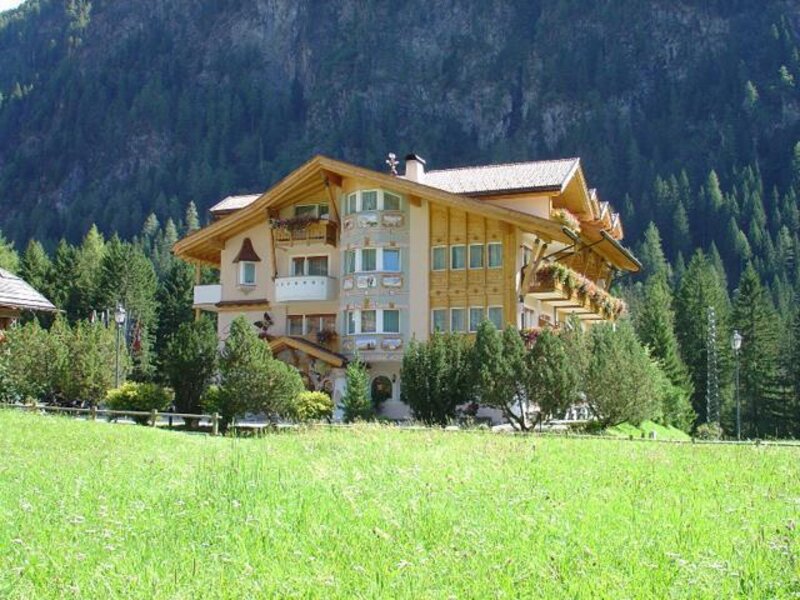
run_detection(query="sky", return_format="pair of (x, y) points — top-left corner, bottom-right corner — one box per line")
(0, 0), (25, 13)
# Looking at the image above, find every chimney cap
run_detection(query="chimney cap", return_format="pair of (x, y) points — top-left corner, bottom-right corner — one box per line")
(405, 153), (426, 164)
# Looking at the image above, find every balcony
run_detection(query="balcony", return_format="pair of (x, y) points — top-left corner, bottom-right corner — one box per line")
(527, 263), (625, 321)
(274, 276), (338, 303)
(193, 284), (221, 308)
(271, 217), (338, 247)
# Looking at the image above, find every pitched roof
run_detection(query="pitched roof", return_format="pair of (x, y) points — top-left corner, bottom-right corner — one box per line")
(422, 158), (580, 195)
(0, 268), (57, 313)
(209, 194), (261, 214)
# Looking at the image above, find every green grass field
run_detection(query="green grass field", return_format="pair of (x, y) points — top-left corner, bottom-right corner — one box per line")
(1, 411), (798, 599)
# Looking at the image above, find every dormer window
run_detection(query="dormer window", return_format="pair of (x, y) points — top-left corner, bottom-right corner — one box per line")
(239, 262), (256, 286)
(344, 190), (403, 214)
(233, 237), (261, 287)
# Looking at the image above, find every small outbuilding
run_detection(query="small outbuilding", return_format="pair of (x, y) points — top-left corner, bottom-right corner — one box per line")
(0, 268), (57, 330)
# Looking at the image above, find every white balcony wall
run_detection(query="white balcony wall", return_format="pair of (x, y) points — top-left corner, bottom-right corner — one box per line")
(193, 284), (222, 306)
(274, 276), (337, 302)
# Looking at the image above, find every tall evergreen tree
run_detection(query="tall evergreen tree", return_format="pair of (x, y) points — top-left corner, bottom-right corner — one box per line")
(0, 230), (19, 273)
(732, 264), (783, 437)
(19, 240), (52, 300)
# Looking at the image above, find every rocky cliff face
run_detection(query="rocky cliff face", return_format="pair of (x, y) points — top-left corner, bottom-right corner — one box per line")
(0, 0), (798, 244)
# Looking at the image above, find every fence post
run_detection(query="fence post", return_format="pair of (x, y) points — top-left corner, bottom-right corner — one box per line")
(150, 409), (158, 428)
(90, 405), (97, 421)
(211, 412), (219, 437)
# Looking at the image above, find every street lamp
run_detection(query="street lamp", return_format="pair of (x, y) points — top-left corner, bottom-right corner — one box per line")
(731, 330), (743, 440)
(114, 304), (127, 388)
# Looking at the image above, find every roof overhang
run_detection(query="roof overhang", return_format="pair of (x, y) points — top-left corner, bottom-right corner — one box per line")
(173, 155), (575, 266)
(269, 336), (347, 368)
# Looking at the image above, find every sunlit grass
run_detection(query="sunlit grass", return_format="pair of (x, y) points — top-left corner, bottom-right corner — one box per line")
(0, 410), (798, 598)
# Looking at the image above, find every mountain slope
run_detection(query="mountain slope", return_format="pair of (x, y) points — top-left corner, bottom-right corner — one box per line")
(0, 0), (799, 259)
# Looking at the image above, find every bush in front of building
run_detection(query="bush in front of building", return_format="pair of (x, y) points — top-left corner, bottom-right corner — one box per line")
(214, 316), (305, 430)
(105, 381), (173, 424)
(293, 391), (334, 422)
(341, 358), (372, 422)
(401, 332), (475, 426)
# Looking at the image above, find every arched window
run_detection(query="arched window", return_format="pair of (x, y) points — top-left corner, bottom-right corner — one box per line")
(371, 376), (393, 405)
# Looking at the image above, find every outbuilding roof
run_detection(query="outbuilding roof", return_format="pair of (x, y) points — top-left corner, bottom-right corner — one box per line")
(209, 194), (261, 215)
(0, 268), (57, 313)
(422, 158), (580, 195)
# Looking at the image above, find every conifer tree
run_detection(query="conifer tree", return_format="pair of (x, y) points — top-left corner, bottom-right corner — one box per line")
(154, 259), (194, 359)
(72, 225), (106, 320)
(341, 356), (372, 422)
(19, 240), (52, 300)
(0, 229), (19, 273)
(184, 201), (200, 233)
(636, 222), (671, 281)
(732, 264), (782, 437)
(49, 239), (77, 313)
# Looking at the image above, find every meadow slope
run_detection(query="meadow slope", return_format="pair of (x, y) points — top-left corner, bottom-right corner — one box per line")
(0, 411), (798, 599)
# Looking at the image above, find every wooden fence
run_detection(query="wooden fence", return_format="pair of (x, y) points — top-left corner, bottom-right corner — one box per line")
(4, 403), (220, 436)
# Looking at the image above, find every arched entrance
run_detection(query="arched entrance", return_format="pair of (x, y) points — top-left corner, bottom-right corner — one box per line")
(371, 375), (393, 406)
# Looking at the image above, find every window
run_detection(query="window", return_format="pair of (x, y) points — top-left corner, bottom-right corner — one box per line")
(239, 262), (256, 286)
(383, 192), (401, 211)
(383, 310), (400, 333)
(432, 309), (448, 333)
(361, 249), (377, 272)
(432, 246), (447, 271)
(287, 315), (304, 336)
(344, 250), (356, 274)
(469, 244), (484, 269)
(305, 314), (335, 337)
(319, 204), (330, 218)
(294, 204), (317, 217)
(362, 190), (378, 211)
(488, 306), (503, 329)
(451, 308), (466, 332)
(383, 248), (401, 272)
(451, 245), (466, 270)
(307, 256), (328, 276)
(291, 257), (305, 276)
(488, 242), (503, 268)
(469, 307), (485, 332)
(361, 310), (377, 333)
(346, 194), (358, 215)
(346, 311), (357, 335)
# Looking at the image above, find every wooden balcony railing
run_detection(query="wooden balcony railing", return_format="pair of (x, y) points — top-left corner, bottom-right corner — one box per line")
(271, 218), (338, 247)
(528, 263), (626, 321)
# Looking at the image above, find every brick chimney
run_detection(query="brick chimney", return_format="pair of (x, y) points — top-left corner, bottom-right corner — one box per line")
(404, 153), (426, 183)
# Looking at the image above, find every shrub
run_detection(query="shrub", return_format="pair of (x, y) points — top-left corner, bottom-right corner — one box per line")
(162, 318), (218, 426)
(694, 422), (722, 440)
(401, 332), (474, 426)
(293, 391), (334, 422)
(341, 358), (372, 422)
(105, 382), (173, 424)
(217, 317), (305, 428)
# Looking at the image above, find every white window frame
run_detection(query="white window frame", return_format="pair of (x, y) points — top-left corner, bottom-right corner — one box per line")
(431, 309), (448, 333)
(360, 248), (377, 272)
(450, 245), (466, 270)
(381, 309), (400, 334)
(450, 307), (467, 333)
(488, 306), (503, 330)
(382, 248), (401, 272)
(291, 254), (329, 277)
(469, 306), (485, 332)
(487, 242), (503, 269)
(469, 244), (484, 270)
(294, 203), (329, 219)
(431, 246), (447, 271)
(344, 189), (404, 214)
(287, 315), (304, 336)
(239, 261), (256, 286)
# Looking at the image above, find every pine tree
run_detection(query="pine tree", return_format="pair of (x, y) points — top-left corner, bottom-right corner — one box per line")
(636, 222), (671, 281)
(732, 264), (783, 437)
(674, 250), (732, 426)
(184, 201), (200, 233)
(154, 259), (194, 360)
(19, 240), (52, 300)
(342, 356), (372, 422)
(0, 230), (19, 273)
(474, 322), (528, 430)
(49, 239), (77, 313)
(72, 225), (106, 320)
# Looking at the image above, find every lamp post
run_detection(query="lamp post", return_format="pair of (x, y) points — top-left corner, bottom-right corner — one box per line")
(731, 330), (743, 440)
(114, 304), (127, 388)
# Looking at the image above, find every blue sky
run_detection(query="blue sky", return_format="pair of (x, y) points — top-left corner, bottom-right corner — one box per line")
(0, 0), (24, 12)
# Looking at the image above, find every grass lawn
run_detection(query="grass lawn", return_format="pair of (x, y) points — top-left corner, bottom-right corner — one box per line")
(605, 420), (692, 441)
(0, 411), (798, 599)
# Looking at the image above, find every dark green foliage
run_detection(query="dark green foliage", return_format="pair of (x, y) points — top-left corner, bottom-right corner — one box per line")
(162, 318), (218, 420)
(216, 316), (304, 428)
(523, 328), (583, 426)
(341, 358), (372, 423)
(19, 240), (52, 301)
(473, 322), (528, 430)
(732, 264), (784, 437)
(401, 332), (474, 426)
(584, 322), (661, 428)
(154, 258), (194, 360)
(0, 230), (19, 273)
